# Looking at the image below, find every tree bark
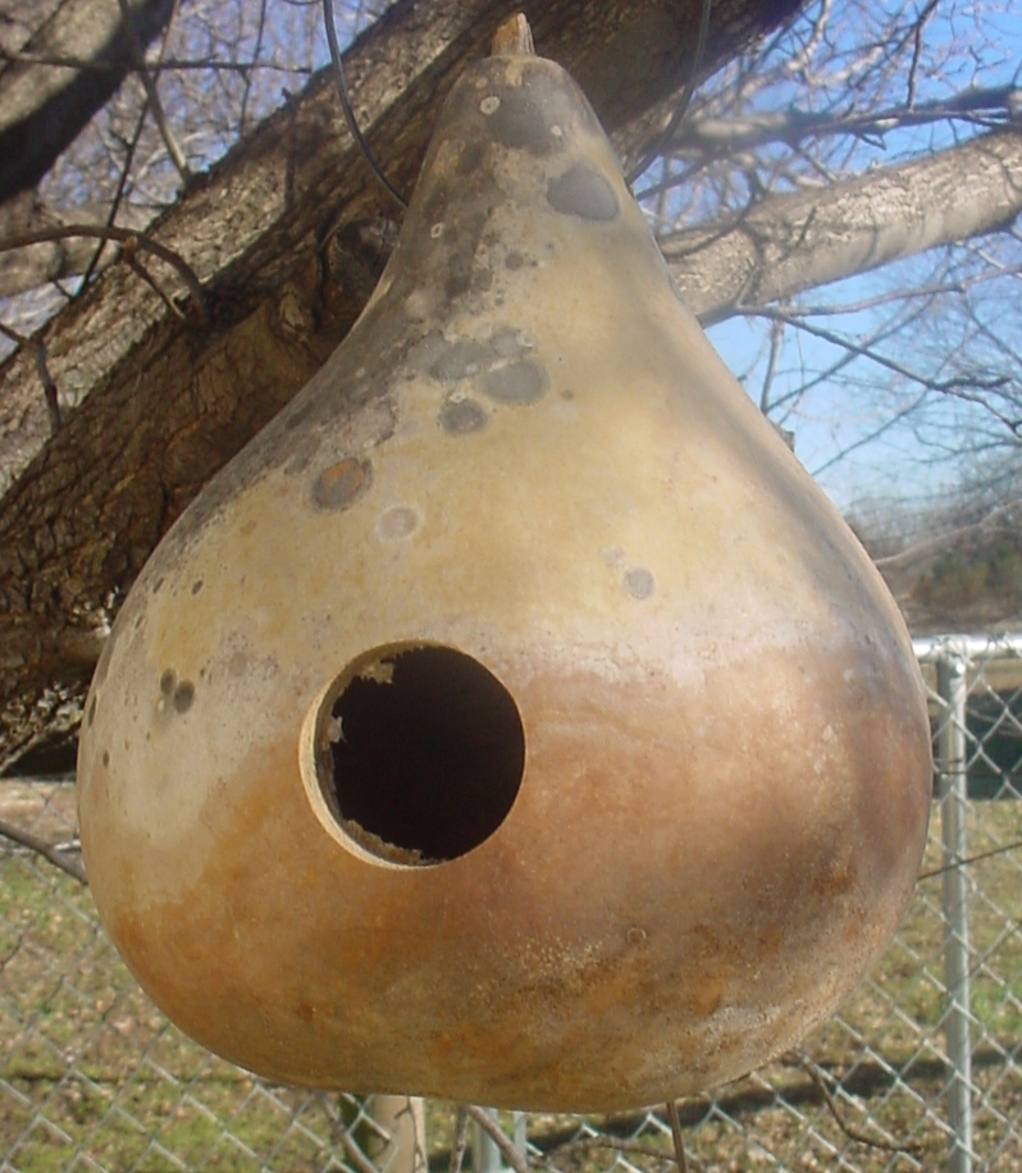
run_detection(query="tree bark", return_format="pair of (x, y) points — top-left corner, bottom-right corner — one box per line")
(0, 0), (811, 765)
(0, 0), (176, 205)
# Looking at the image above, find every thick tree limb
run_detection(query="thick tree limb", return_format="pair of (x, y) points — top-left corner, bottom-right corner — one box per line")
(5, 5), (1019, 765)
(0, 0), (806, 764)
(0, 0), (176, 205)
(666, 128), (1022, 322)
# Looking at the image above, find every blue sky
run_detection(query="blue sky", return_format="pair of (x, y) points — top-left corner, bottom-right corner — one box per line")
(638, 1), (1022, 515)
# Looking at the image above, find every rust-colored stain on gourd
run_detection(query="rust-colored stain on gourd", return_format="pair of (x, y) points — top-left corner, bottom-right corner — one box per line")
(313, 458), (372, 510)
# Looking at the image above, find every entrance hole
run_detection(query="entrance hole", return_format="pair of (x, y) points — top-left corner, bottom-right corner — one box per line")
(315, 644), (525, 865)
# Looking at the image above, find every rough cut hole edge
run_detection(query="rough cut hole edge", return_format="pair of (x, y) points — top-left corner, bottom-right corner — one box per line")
(297, 638), (526, 870)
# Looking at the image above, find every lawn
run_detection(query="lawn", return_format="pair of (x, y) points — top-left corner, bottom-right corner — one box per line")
(2, 781), (1022, 1172)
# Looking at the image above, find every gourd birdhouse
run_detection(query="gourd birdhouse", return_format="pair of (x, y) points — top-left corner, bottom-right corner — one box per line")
(77, 24), (932, 1112)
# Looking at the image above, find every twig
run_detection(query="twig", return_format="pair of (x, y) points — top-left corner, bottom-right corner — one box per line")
(0, 46), (313, 75)
(335, 1121), (384, 1173)
(33, 341), (62, 432)
(80, 98), (150, 291)
(0, 225), (208, 326)
(919, 837), (1022, 879)
(116, 0), (191, 185)
(450, 1105), (470, 1173)
(667, 1100), (689, 1173)
(124, 250), (187, 321)
(0, 323), (62, 431)
(0, 818), (88, 884)
(239, 0), (270, 133)
(466, 1106), (530, 1173)
(798, 1056), (928, 1156)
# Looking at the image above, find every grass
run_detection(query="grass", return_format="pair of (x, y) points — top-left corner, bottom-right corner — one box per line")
(2, 788), (1022, 1172)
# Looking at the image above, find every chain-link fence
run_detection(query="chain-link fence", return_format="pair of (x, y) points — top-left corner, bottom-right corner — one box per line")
(3, 634), (1022, 1173)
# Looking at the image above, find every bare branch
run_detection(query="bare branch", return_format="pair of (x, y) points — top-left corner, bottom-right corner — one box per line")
(115, 0), (190, 184)
(0, 223), (208, 324)
(0, 816), (87, 884)
(664, 130), (1022, 323)
(797, 1054), (931, 1156)
(657, 85), (1021, 165)
(0, 0), (176, 204)
(465, 1107), (530, 1173)
(0, 47), (315, 76)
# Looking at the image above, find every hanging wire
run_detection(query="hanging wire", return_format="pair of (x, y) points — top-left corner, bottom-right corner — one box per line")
(626, 0), (713, 187)
(322, 0), (408, 210)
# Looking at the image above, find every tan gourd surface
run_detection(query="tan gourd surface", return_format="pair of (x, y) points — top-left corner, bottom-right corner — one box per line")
(77, 48), (933, 1111)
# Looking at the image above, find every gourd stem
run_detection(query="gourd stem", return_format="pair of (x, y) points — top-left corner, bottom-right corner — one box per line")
(492, 13), (535, 55)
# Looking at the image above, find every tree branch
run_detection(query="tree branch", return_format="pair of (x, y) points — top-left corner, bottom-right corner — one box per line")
(0, 223), (208, 324)
(665, 128), (1022, 322)
(651, 84), (1021, 166)
(0, 0), (176, 205)
(0, 0), (804, 765)
(0, 816), (87, 883)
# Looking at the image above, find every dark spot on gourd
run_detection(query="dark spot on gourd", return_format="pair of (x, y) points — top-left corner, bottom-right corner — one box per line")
(485, 87), (552, 153)
(444, 269), (473, 301)
(102, 751), (110, 767)
(480, 63), (579, 156)
(624, 568), (655, 600)
(173, 681), (195, 714)
(152, 576), (164, 594)
(505, 251), (524, 270)
(440, 398), (488, 435)
(430, 340), (488, 383)
(457, 140), (487, 174)
(470, 268), (493, 295)
(87, 696), (97, 727)
(492, 326), (529, 358)
(313, 458), (372, 511)
(483, 360), (548, 405)
(548, 162), (619, 221)
(160, 669), (177, 696)
(191, 580), (203, 596)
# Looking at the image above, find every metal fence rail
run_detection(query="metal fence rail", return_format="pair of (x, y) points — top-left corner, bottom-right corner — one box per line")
(3, 634), (1022, 1172)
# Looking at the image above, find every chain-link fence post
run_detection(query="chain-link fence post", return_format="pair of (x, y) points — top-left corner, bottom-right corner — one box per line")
(936, 652), (973, 1173)
(367, 1095), (427, 1173)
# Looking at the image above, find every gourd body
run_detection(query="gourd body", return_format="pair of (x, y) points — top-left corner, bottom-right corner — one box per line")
(77, 50), (932, 1111)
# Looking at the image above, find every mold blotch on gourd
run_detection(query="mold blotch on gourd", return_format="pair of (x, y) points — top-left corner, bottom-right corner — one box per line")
(440, 397), (488, 435)
(547, 162), (619, 221)
(624, 568), (655, 600)
(484, 360), (547, 405)
(173, 681), (196, 714)
(313, 458), (372, 511)
(315, 645), (525, 865)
